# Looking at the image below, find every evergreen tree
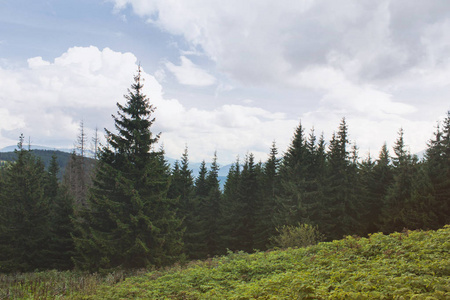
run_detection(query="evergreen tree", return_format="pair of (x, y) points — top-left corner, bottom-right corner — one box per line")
(198, 153), (223, 256)
(194, 161), (209, 198)
(168, 147), (201, 259)
(73, 68), (183, 271)
(359, 144), (394, 234)
(254, 142), (280, 250)
(190, 160), (209, 258)
(220, 157), (242, 250)
(381, 129), (425, 233)
(46, 154), (75, 270)
(275, 122), (309, 227)
(234, 153), (260, 252)
(322, 118), (360, 240)
(302, 129), (327, 228)
(425, 113), (450, 227)
(0, 135), (50, 272)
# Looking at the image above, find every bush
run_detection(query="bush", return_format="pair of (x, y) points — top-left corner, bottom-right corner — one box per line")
(270, 223), (325, 248)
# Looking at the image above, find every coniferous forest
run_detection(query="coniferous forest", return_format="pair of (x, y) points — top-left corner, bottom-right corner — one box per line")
(0, 68), (449, 274)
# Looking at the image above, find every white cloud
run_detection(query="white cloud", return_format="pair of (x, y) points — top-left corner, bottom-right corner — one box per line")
(0, 46), (296, 163)
(109, 1), (450, 114)
(0, 46), (139, 148)
(165, 56), (216, 87)
(0, 44), (438, 162)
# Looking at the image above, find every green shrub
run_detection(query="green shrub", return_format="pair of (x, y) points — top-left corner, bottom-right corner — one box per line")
(270, 223), (325, 248)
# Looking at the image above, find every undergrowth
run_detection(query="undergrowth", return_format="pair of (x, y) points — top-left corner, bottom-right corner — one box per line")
(1, 226), (449, 299)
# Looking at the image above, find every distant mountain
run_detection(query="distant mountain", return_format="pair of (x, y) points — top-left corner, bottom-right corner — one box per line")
(0, 144), (74, 153)
(0, 145), (232, 188)
(0, 149), (73, 179)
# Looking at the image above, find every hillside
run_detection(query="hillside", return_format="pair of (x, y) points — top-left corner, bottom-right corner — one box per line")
(90, 226), (449, 299)
(1, 226), (449, 299)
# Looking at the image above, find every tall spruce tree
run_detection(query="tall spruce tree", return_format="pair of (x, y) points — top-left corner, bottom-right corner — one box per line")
(168, 147), (202, 259)
(234, 153), (260, 252)
(381, 129), (421, 233)
(46, 154), (75, 270)
(221, 157), (242, 250)
(73, 68), (183, 271)
(302, 129), (327, 228)
(359, 143), (393, 234)
(0, 135), (50, 272)
(198, 153), (223, 256)
(425, 112), (450, 227)
(191, 160), (209, 258)
(254, 142), (280, 250)
(275, 122), (309, 227)
(322, 118), (360, 240)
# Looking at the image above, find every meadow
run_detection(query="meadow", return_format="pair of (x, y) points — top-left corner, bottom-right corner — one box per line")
(1, 226), (449, 299)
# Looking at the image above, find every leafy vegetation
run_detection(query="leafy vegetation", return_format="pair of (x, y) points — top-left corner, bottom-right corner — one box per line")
(1, 226), (448, 299)
(90, 226), (450, 299)
(270, 223), (325, 248)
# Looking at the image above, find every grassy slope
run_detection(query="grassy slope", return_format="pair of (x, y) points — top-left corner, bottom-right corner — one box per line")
(91, 226), (450, 299)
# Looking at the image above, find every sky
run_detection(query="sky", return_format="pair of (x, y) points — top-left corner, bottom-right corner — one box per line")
(1, 0), (450, 164)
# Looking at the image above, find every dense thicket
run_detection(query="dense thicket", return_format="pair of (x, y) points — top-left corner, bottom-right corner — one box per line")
(1, 68), (449, 272)
(0, 137), (74, 272)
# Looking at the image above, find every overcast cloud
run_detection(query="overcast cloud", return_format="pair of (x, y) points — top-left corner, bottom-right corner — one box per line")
(1, 0), (450, 163)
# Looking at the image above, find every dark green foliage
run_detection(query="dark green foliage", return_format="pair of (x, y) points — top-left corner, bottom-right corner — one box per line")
(425, 112), (450, 227)
(380, 129), (434, 233)
(220, 157), (242, 250)
(0, 136), (50, 272)
(275, 125), (328, 239)
(72, 68), (183, 271)
(230, 153), (261, 252)
(364, 144), (394, 233)
(168, 147), (203, 259)
(46, 155), (76, 270)
(197, 153), (223, 256)
(253, 142), (280, 250)
(275, 122), (309, 227)
(187, 160), (211, 259)
(0, 149), (72, 179)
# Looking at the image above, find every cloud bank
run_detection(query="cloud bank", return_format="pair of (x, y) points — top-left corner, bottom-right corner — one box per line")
(0, 46), (297, 163)
(108, 0), (450, 156)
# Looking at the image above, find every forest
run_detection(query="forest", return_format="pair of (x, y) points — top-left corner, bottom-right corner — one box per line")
(0, 68), (449, 274)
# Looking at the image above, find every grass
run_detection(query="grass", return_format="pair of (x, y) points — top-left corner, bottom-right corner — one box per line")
(0, 269), (144, 299)
(1, 226), (449, 299)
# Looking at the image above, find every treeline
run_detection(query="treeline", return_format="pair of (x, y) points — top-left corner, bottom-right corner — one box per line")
(0, 68), (449, 273)
(0, 149), (72, 178)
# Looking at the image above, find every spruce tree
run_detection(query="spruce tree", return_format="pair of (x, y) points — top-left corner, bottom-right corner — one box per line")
(198, 153), (223, 256)
(46, 154), (75, 270)
(191, 160), (209, 258)
(381, 129), (425, 233)
(221, 157), (242, 250)
(0, 135), (50, 272)
(302, 129), (327, 228)
(234, 153), (260, 252)
(168, 147), (201, 259)
(275, 122), (309, 227)
(254, 142), (280, 250)
(425, 113), (450, 227)
(73, 68), (183, 271)
(359, 144), (393, 234)
(322, 118), (360, 240)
